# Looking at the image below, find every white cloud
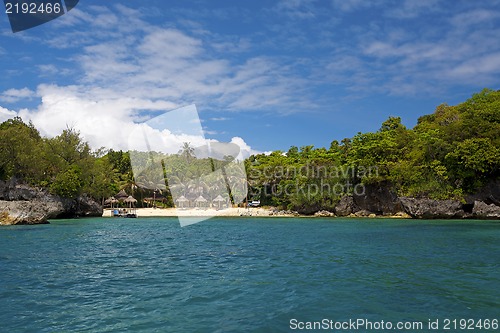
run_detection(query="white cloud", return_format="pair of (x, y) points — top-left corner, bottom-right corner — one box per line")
(3, 1), (499, 150)
(203, 130), (220, 135)
(0, 106), (17, 123)
(210, 117), (229, 121)
(11, 84), (260, 158)
(337, 5), (500, 96)
(448, 52), (500, 81)
(37, 64), (74, 77)
(230, 136), (261, 159)
(38, 5), (308, 113)
(138, 29), (202, 60)
(0, 88), (35, 103)
(37, 64), (59, 75)
(1, 5), (270, 157)
(450, 9), (500, 29)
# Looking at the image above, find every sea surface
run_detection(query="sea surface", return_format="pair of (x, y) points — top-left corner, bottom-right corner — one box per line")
(0, 218), (499, 332)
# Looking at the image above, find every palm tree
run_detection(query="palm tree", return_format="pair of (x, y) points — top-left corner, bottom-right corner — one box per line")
(179, 142), (195, 161)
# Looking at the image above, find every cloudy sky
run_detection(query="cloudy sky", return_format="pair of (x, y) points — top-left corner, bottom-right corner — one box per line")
(1, 0), (499, 154)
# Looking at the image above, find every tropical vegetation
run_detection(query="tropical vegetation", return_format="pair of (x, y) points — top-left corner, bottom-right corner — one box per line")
(0, 89), (498, 211)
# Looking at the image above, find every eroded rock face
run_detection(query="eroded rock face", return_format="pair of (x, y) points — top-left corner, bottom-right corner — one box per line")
(472, 201), (500, 219)
(334, 196), (356, 216)
(399, 197), (466, 219)
(466, 179), (500, 206)
(0, 180), (102, 225)
(334, 180), (500, 220)
(76, 194), (103, 217)
(293, 203), (322, 215)
(0, 179), (39, 201)
(353, 182), (403, 215)
(0, 199), (64, 225)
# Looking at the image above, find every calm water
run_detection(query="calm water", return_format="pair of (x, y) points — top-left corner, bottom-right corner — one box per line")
(0, 218), (499, 332)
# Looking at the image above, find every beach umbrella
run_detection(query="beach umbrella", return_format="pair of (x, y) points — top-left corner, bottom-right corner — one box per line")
(194, 195), (208, 208)
(114, 189), (129, 201)
(124, 195), (137, 208)
(212, 195), (226, 209)
(104, 197), (119, 208)
(176, 195), (189, 209)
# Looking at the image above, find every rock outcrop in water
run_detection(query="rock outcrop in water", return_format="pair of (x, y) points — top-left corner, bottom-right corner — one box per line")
(0, 179), (102, 225)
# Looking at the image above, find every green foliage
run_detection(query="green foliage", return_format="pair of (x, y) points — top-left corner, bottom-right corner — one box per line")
(0, 117), (42, 181)
(83, 156), (120, 201)
(0, 120), (122, 202)
(107, 149), (132, 176)
(245, 89), (500, 209)
(50, 165), (82, 198)
(0, 89), (498, 211)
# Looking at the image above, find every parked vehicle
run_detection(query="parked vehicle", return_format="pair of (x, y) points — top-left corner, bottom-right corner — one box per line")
(248, 200), (260, 207)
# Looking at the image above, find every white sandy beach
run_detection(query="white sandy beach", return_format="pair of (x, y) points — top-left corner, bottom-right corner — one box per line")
(102, 207), (297, 218)
(102, 207), (412, 219)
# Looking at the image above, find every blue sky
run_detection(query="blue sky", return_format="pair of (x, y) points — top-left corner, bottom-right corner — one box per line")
(1, 0), (500, 154)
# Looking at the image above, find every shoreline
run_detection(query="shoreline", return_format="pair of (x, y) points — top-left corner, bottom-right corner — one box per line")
(103, 207), (298, 218)
(102, 207), (412, 218)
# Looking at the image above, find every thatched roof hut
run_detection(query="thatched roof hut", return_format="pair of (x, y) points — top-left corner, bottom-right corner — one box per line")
(104, 197), (119, 208)
(194, 195), (207, 202)
(124, 195), (137, 207)
(175, 195), (189, 208)
(176, 196), (189, 203)
(114, 189), (129, 201)
(194, 195), (208, 208)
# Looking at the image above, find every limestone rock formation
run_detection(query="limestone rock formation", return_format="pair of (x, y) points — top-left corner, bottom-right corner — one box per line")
(0, 180), (102, 225)
(472, 201), (500, 219)
(399, 197), (466, 219)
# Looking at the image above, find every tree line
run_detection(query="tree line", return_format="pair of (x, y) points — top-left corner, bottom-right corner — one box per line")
(0, 118), (126, 202)
(246, 89), (500, 211)
(0, 89), (498, 210)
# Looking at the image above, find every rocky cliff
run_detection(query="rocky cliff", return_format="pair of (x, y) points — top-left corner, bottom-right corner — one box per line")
(399, 197), (467, 219)
(333, 180), (500, 219)
(0, 179), (103, 225)
(472, 201), (500, 219)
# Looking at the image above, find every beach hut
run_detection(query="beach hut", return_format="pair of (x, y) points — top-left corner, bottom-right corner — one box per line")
(194, 195), (208, 209)
(124, 195), (137, 208)
(144, 194), (166, 208)
(104, 197), (119, 208)
(114, 189), (129, 201)
(212, 195), (226, 210)
(175, 195), (189, 209)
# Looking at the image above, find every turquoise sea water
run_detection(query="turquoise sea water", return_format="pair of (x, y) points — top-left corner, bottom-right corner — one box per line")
(0, 218), (499, 332)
